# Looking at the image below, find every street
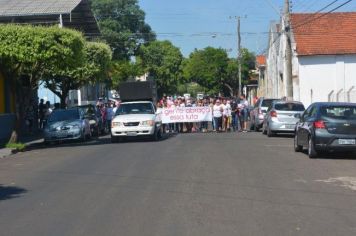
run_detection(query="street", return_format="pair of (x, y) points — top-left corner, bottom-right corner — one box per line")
(1, 132), (356, 235)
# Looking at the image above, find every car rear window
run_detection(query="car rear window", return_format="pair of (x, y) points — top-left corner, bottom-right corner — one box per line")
(320, 106), (356, 120)
(261, 99), (278, 107)
(275, 103), (305, 111)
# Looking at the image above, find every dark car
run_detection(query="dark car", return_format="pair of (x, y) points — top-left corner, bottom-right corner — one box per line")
(250, 98), (281, 131)
(76, 105), (104, 136)
(294, 102), (356, 158)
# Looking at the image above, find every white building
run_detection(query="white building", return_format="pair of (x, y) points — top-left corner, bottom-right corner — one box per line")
(263, 12), (356, 108)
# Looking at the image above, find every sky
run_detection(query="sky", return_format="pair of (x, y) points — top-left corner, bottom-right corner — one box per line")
(39, 0), (356, 102)
(139, 0), (356, 58)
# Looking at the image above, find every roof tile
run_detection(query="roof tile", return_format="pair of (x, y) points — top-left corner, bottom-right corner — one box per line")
(291, 12), (356, 56)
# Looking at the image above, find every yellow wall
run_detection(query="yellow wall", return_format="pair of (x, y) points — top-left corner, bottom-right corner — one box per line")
(0, 72), (4, 113)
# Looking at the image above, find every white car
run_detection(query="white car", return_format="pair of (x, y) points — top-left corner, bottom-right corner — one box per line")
(111, 101), (162, 142)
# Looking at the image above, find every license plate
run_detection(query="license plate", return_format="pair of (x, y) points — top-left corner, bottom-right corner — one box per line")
(127, 132), (137, 136)
(285, 125), (295, 129)
(56, 131), (68, 138)
(338, 139), (356, 145)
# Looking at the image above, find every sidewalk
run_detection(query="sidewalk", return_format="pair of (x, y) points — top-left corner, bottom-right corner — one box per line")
(0, 132), (44, 158)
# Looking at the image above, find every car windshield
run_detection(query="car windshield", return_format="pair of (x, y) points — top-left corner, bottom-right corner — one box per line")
(320, 106), (356, 120)
(275, 103), (305, 111)
(116, 103), (154, 115)
(79, 106), (96, 115)
(262, 99), (277, 108)
(48, 110), (80, 122)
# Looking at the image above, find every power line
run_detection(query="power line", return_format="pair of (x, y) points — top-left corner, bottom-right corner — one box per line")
(292, 0), (354, 29)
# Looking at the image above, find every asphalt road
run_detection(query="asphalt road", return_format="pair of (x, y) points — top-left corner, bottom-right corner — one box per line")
(1, 132), (356, 236)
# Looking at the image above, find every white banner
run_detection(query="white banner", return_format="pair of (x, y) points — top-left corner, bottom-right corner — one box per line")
(161, 107), (212, 124)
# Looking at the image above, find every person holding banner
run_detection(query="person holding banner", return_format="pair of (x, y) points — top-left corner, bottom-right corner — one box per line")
(213, 100), (223, 132)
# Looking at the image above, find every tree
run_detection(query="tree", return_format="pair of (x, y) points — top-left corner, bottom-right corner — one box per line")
(183, 47), (256, 97)
(183, 47), (229, 95)
(137, 40), (184, 96)
(91, 0), (156, 60)
(44, 41), (112, 108)
(110, 60), (142, 89)
(0, 25), (87, 142)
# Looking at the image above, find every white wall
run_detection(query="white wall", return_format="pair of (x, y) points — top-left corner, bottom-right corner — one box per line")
(298, 55), (356, 107)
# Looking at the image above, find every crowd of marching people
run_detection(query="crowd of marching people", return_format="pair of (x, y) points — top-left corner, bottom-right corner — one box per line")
(157, 94), (252, 133)
(36, 94), (252, 135)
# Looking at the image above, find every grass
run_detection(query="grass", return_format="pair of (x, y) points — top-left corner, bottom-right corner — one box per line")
(5, 142), (26, 151)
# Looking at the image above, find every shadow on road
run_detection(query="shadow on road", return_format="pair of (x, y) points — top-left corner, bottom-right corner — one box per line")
(300, 150), (356, 160)
(0, 185), (27, 201)
(25, 133), (178, 151)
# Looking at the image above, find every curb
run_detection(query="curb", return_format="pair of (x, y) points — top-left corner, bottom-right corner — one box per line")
(0, 148), (13, 159)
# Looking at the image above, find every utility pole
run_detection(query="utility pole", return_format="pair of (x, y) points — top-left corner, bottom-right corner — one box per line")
(238, 16), (242, 97)
(284, 0), (293, 100)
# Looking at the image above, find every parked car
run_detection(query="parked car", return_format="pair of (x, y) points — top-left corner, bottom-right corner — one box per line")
(250, 98), (281, 131)
(44, 108), (91, 144)
(262, 101), (305, 137)
(76, 104), (104, 136)
(294, 102), (356, 158)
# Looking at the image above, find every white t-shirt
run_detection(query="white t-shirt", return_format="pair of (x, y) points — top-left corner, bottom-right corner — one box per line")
(213, 104), (223, 118)
(224, 103), (232, 117)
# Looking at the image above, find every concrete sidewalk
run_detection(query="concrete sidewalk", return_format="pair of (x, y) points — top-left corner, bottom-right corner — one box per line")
(0, 133), (43, 158)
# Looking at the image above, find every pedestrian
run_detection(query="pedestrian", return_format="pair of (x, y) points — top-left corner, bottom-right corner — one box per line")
(43, 101), (52, 127)
(185, 99), (193, 133)
(213, 99), (223, 132)
(100, 104), (107, 133)
(38, 99), (46, 129)
(230, 98), (238, 131)
(239, 94), (249, 132)
(106, 102), (114, 132)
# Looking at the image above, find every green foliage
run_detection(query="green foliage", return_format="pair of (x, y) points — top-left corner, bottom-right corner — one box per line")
(0, 24), (85, 89)
(84, 42), (113, 81)
(177, 82), (206, 98)
(110, 60), (142, 89)
(44, 41), (112, 107)
(183, 47), (256, 96)
(6, 142), (26, 151)
(183, 47), (229, 95)
(137, 40), (184, 95)
(91, 0), (156, 60)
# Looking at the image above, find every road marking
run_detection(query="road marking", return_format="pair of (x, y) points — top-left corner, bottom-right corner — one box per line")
(316, 177), (356, 191)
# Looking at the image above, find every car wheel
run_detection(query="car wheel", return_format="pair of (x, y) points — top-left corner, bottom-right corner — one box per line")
(254, 122), (260, 132)
(250, 119), (255, 131)
(111, 135), (118, 143)
(294, 133), (303, 152)
(308, 136), (318, 158)
(81, 130), (87, 142)
(152, 128), (161, 141)
(267, 125), (274, 137)
(262, 125), (267, 135)
(94, 126), (100, 137)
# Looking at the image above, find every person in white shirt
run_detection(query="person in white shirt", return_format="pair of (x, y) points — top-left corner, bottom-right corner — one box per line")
(213, 100), (223, 132)
(223, 100), (232, 131)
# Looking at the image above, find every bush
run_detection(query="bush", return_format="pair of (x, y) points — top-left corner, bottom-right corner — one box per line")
(5, 142), (26, 151)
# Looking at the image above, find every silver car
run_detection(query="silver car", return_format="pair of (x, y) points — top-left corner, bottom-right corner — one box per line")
(262, 101), (305, 137)
(250, 98), (281, 131)
(44, 108), (91, 144)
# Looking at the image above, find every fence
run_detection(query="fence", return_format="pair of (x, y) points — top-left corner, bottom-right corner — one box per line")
(328, 87), (356, 103)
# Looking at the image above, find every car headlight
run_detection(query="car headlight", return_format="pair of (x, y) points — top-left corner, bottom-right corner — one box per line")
(140, 120), (155, 126)
(112, 122), (123, 128)
(71, 124), (80, 129)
